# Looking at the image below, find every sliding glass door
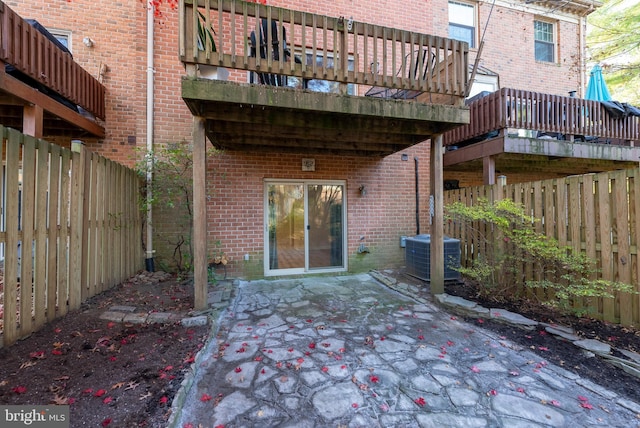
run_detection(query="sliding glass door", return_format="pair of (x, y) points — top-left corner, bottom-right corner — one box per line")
(265, 181), (345, 275)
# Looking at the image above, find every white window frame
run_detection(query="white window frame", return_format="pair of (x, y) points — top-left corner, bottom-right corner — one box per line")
(48, 29), (72, 52)
(448, 1), (477, 49)
(534, 19), (556, 63)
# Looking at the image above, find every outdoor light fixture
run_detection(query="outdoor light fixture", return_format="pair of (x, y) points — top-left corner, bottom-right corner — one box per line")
(359, 185), (367, 196)
(83, 37), (94, 48)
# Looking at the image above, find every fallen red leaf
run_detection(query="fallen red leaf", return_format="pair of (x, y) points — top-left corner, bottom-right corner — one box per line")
(200, 393), (212, 402)
(29, 351), (46, 359)
(414, 397), (426, 407)
(12, 385), (27, 394)
(471, 366), (480, 373)
(369, 375), (379, 383)
(51, 349), (63, 356)
(103, 397), (113, 404)
(159, 396), (168, 405)
(308, 343), (316, 349)
(101, 418), (112, 427)
(94, 389), (107, 397)
(234, 367), (242, 373)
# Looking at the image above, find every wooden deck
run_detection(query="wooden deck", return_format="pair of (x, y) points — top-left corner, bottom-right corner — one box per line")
(443, 88), (640, 183)
(180, 0), (470, 156)
(0, 1), (105, 138)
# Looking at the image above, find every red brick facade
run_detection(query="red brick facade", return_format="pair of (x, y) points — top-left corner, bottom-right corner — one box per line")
(7, 0), (590, 277)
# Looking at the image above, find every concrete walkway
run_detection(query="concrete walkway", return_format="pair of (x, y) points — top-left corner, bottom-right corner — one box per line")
(170, 273), (640, 428)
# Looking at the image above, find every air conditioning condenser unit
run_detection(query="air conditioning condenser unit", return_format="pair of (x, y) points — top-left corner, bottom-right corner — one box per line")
(405, 234), (461, 281)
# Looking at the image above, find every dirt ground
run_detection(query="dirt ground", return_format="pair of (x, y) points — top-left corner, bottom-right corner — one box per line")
(1, 270), (639, 428)
(0, 272), (210, 428)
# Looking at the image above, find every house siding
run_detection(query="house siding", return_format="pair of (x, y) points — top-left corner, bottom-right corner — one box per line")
(6, 0), (589, 277)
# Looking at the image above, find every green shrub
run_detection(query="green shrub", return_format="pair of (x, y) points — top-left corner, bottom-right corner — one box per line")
(446, 198), (634, 315)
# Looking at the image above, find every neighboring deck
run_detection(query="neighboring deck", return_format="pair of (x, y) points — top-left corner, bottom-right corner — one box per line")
(0, 1), (105, 139)
(443, 88), (640, 183)
(180, 0), (470, 156)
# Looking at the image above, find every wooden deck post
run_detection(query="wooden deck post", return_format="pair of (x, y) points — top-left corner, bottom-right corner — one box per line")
(193, 116), (208, 310)
(483, 155), (495, 185)
(23, 104), (43, 138)
(430, 134), (444, 294)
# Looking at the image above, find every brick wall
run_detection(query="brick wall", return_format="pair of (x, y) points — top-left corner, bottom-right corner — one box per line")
(204, 143), (432, 277)
(7, 0), (589, 277)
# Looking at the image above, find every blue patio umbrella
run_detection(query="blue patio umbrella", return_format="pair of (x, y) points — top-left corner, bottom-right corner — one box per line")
(585, 64), (612, 101)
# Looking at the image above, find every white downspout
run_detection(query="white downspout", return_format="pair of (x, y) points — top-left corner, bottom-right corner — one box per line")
(579, 16), (585, 96)
(145, 3), (155, 271)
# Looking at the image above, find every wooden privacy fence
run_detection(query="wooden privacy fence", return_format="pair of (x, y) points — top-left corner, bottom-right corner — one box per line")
(0, 127), (143, 347)
(444, 169), (640, 326)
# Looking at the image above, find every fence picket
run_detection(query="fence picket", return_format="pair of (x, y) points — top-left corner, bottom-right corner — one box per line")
(20, 136), (36, 337)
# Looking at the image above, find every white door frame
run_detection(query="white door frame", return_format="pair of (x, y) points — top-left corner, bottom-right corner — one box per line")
(264, 179), (347, 276)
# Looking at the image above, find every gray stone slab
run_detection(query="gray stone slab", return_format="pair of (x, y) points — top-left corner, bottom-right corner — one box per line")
(574, 339), (611, 355)
(545, 326), (581, 342)
(109, 305), (137, 312)
(575, 378), (618, 400)
(212, 391), (257, 426)
(122, 312), (148, 324)
(312, 382), (363, 420)
(146, 312), (176, 324)
(492, 394), (565, 427)
(181, 315), (208, 327)
(225, 362), (258, 388)
(99, 311), (124, 322)
(273, 374), (297, 393)
(448, 387), (480, 407)
(221, 340), (260, 362)
(617, 398), (640, 414)
(416, 413), (488, 428)
(490, 308), (538, 328)
(620, 349), (640, 364)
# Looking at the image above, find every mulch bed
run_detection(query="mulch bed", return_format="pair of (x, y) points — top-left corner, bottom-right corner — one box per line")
(0, 273), (210, 428)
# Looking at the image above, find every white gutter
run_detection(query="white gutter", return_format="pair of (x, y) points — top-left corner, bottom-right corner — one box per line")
(145, 3), (155, 271)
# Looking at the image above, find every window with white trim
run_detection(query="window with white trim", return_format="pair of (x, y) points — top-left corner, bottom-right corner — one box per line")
(534, 20), (555, 63)
(449, 1), (476, 48)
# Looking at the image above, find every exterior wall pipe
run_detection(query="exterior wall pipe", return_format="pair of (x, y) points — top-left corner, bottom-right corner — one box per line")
(415, 156), (420, 235)
(145, 3), (155, 271)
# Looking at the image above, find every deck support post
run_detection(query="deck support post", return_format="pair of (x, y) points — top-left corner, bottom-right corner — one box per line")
(24, 104), (43, 138)
(430, 134), (444, 294)
(193, 116), (208, 310)
(483, 155), (495, 185)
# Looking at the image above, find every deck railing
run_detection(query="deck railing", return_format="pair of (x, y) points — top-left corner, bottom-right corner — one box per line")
(0, 2), (105, 120)
(180, 0), (469, 103)
(444, 88), (640, 146)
